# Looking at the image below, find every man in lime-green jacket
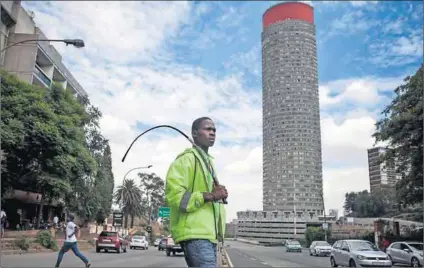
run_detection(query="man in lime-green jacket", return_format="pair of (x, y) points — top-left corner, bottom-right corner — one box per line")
(165, 117), (228, 268)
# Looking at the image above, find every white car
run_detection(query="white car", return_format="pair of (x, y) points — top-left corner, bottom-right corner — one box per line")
(130, 235), (149, 250)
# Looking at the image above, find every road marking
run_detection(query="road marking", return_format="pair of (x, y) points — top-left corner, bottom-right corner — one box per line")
(261, 262), (269, 265)
(250, 257), (256, 260)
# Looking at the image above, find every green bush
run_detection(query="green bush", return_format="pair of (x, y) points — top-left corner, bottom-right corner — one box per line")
(304, 226), (332, 247)
(35, 230), (58, 251)
(14, 237), (31, 250)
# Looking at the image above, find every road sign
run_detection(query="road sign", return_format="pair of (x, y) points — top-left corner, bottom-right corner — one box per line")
(113, 212), (123, 227)
(322, 222), (329, 230)
(158, 207), (170, 218)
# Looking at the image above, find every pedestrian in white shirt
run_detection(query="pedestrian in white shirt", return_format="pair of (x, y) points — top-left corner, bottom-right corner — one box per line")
(54, 214), (91, 268)
(1, 209), (6, 238)
(53, 215), (59, 228)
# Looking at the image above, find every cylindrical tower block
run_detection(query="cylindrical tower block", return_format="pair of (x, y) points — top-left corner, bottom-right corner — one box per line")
(261, 2), (324, 217)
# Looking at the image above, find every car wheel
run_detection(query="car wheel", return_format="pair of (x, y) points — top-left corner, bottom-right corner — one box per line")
(96, 247), (100, 253)
(388, 254), (394, 264)
(349, 259), (356, 267)
(330, 257), (338, 267)
(411, 257), (420, 267)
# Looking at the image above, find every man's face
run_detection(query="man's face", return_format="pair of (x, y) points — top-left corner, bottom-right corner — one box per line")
(193, 119), (216, 148)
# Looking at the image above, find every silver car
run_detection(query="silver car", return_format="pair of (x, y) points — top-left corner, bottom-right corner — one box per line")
(330, 239), (392, 267)
(386, 241), (423, 267)
(310, 240), (332, 257)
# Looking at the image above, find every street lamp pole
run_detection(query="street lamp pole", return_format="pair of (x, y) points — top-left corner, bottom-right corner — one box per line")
(293, 179), (297, 239)
(123, 165), (152, 181)
(0, 38), (85, 53)
(320, 191), (328, 241)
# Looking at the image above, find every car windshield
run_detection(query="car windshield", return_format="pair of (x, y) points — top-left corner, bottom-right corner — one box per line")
(349, 241), (379, 251)
(408, 243), (423, 251)
(316, 241), (330, 246)
(100, 231), (116, 237)
(289, 241), (300, 245)
(133, 236), (144, 240)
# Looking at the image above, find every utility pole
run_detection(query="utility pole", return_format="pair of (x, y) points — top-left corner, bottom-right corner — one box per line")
(293, 179), (297, 239)
(320, 191), (328, 241)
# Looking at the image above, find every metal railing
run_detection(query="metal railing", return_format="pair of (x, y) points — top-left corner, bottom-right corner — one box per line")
(34, 64), (51, 87)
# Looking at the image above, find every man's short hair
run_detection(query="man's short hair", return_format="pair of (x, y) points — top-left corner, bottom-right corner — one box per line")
(68, 214), (75, 221)
(191, 117), (212, 133)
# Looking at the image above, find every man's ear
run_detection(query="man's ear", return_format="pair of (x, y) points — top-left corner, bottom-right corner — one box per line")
(192, 130), (198, 138)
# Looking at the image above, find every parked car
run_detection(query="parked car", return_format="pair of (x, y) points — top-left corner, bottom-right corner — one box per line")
(158, 238), (167, 251)
(154, 238), (161, 247)
(386, 241), (423, 267)
(96, 231), (128, 253)
(330, 239), (391, 267)
(130, 235), (149, 250)
(286, 240), (302, 252)
(165, 236), (184, 256)
(309, 241), (332, 256)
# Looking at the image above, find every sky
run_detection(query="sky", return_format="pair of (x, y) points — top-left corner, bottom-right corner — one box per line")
(22, 0), (423, 222)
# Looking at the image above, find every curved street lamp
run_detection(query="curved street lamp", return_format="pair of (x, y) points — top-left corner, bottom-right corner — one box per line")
(123, 165), (152, 180)
(0, 38), (85, 53)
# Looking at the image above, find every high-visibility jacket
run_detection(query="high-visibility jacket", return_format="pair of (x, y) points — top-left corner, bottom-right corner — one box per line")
(165, 147), (226, 244)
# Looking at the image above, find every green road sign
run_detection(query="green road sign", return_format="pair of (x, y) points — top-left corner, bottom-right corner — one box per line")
(158, 207), (170, 218)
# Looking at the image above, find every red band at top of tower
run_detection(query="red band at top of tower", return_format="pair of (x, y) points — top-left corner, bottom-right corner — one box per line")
(262, 2), (314, 29)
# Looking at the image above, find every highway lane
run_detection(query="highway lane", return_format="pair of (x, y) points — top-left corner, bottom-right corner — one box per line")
(225, 240), (332, 267)
(225, 241), (410, 267)
(1, 246), (187, 267)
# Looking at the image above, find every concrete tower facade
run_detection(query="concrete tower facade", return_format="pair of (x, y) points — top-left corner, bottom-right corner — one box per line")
(262, 2), (324, 217)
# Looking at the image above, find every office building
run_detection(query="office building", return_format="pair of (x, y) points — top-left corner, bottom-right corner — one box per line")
(1, 1), (87, 99)
(262, 2), (323, 216)
(329, 209), (339, 219)
(367, 147), (401, 194)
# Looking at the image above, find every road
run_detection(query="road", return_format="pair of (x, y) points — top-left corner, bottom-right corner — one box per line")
(225, 241), (410, 268)
(1, 247), (187, 267)
(225, 240), (330, 267)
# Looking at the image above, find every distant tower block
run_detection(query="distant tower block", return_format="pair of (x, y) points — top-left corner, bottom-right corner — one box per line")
(261, 2), (324, 216)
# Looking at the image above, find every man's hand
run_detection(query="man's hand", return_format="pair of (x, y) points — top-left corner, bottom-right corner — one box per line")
(203, 185), (228, 202)
(212, 185), (228, 200)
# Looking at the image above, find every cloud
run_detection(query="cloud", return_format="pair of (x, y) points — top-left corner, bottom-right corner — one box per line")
(319, 75), (405, 109)
(329, 10), (380, 36)
(20, 1), (416, 223)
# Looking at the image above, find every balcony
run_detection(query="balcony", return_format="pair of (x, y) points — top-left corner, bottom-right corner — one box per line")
(33, 64), (51, 88)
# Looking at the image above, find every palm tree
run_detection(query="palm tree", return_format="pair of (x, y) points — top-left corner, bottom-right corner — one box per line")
(114, 178), (142, 228)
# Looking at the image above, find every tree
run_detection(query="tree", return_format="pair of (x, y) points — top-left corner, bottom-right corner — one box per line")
(305, 226), (332, 247)
(138, 173), (165, 223)
(114, 179), (143, 228)
(373, 65), (423, 206)
(1, 72), (96, 227)
(343, 190), (386, 218)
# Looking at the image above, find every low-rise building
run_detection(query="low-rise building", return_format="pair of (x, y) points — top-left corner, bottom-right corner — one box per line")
(236, 210), (336, 244)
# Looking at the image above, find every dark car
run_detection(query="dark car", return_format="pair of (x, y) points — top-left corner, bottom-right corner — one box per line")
(164, 236), (184, 256)
(158, 238), (167, 251)
(96, 231), (128, 253)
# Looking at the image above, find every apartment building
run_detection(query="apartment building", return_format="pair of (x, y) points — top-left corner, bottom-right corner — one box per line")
(367, 147), (401, 194)
(0, 1), (87, 99)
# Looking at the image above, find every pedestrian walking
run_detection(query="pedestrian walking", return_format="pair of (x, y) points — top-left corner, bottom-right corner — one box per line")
(54, 214), (91, 268)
